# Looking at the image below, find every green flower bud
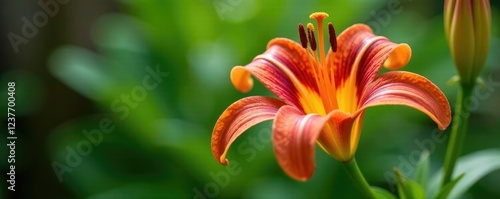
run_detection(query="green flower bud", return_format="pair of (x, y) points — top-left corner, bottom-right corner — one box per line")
(444, 0), (491, 85)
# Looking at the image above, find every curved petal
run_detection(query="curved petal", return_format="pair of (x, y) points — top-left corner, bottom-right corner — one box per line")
(272, 105), (332, 181)
(212, 96), (286, 165)
(358, 71), (451, 130)
(231, 38), (321, 110)
(326, 24), (411, 113)
(316, 110), (358, 162)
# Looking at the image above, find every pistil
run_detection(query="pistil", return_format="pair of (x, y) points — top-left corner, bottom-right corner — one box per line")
(309, 12), (329, 66)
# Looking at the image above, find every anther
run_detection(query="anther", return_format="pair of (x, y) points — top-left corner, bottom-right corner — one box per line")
(307, 23), (317, 51)
(328, 22), (337, 52)
(298, 24), (308, 49)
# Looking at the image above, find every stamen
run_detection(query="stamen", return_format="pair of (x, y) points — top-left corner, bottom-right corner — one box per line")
(298, 24), (308, 49)
(328, 22), (337, 52)
(307, 23), (317, 51)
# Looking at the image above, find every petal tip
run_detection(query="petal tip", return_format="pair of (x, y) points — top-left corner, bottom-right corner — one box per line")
(295, 176), (309, 182)
(384, 43), (412, 70)
(219, 157), (229, 166)
(438, 121), (450, 131)
(230, 66), (254, 93)
(287, 171), (312, 182)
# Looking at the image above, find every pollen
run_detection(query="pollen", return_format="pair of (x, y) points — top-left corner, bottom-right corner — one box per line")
(307, 23), (315, 32)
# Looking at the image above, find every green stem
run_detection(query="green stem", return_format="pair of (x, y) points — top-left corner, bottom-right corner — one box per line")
(343, 158), (376, 199)
(441, 84), (474, 187)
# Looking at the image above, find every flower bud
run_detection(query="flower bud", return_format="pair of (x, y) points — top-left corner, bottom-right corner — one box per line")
(444, 0), (491, 85)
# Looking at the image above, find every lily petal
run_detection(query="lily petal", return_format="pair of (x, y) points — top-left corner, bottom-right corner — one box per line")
(212, 96), (286, 165)
(272, 105), (332, 181)
(316, 110), (358, 162)
(326, 24), (411, 113)
(358, 71), (451, 130)
(231, 38), (321, 110)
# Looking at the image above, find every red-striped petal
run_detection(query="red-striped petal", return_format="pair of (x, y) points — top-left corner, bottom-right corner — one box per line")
(326, 24), (411, 113)
(316, 110), (360, 162)
(358, 71), (451, 130)
(272, 105), (332, 181)
(230, 38), (321, 109)
(212, 96), (286, 165)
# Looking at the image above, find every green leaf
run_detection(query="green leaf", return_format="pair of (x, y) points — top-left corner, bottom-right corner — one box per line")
(434, 173), (464, 199)
(427, 149), (500, 198)
(414, 150), (430, 189)
(371, 186), (397, 199)
(394, 168), (426, 199)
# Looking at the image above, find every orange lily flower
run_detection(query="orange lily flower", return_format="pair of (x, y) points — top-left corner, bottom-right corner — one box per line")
(212, 12), (451, 181)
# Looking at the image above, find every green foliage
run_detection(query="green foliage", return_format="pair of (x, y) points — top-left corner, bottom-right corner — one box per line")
(414, 150), (430, 189)
(428, 149), (500, 199)
(372, 186), (397, 199)
(394, 168), (426, 199)
(435, 173), (464, 199)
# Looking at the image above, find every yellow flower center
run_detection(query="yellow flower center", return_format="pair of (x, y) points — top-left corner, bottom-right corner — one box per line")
(296, 12), (339, 115)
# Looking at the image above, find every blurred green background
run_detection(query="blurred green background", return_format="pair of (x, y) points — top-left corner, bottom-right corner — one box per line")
(1, 0), (499, 198)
